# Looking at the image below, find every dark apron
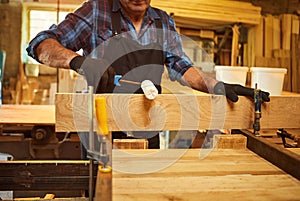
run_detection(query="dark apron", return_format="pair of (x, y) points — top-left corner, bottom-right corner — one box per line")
(101, 2), (165, 148)
(97, 3), (164, 94)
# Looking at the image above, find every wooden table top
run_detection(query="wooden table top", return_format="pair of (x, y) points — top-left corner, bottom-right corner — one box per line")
(0, 104), (55, 125)
(102, 148), (300, 201)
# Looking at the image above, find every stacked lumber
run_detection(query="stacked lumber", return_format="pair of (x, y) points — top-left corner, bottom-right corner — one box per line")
(247, 14), (300, 93)
(151, 0), (262, 29)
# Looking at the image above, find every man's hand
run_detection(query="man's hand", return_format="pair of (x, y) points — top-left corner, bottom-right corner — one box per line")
(70, 56), (116, 93)
(213, 82), (270, 102)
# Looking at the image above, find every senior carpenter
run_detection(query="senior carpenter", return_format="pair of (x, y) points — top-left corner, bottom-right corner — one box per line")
(27, 0), (270, 150)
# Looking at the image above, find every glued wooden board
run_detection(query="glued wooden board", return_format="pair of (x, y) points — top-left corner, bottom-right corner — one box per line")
(55, 92), (300, 132)
(0, 105), (55, 125)
(110, 149), (300, 201)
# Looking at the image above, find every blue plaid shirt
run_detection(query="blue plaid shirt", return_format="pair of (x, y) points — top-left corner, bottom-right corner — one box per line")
(27, 0), (193, 81)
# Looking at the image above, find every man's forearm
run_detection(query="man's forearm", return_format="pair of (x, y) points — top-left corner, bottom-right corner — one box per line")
(181, 67), (218, 93)
(36, 38), (79, 69)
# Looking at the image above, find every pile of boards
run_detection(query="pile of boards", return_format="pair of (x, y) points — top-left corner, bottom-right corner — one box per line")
(247, 14), (300, 93)
(151, 0), (262, 29)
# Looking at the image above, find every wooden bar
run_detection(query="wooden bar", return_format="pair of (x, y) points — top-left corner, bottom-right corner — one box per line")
(282, 14), (292, 50)
(111, 149), (300, 200)
(55, 93), (300, 132)
(113, 139), (148, 149)
(0, 105), (55, 125)
(264, 15), (273, 58)
(241, 129), (300, 180)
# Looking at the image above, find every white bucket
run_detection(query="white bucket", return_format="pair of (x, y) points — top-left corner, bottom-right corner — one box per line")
(215, 66), (249, 86)
(250, 67), (287, 95)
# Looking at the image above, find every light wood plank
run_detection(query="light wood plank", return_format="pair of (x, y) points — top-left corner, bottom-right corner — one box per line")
(0, 105), (55, 125)
(272, 16), (281, 50)
(55, 93), (300, 132)
(111, 149), (300, 201)
(254, 17), (264, 58)
(291, 15), (299, 93)
(282, 14), (292, 50)
(264, 15), (273, 58)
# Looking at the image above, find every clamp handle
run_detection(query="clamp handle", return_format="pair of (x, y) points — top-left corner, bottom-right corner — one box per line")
(114, 75), (122, 86)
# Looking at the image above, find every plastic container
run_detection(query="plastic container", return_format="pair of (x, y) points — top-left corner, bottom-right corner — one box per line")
(215, 66), (249, 86)
(250, 67), (287, 95)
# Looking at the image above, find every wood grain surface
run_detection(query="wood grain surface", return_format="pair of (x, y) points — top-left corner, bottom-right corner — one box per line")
(108, 149), (300, 201)
(55, 93), (300, 132)
(0, 105), (55, 125)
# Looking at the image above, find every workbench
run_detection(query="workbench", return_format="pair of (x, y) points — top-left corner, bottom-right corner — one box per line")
(110, 149), (300, 201)
(1, 92), (300, 199)
(54, 92), (300, 200)
(0, 105), (80, 160)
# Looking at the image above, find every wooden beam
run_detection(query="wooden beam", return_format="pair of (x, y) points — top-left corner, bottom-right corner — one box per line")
(264, 15), (273, 58)
(272, 16), (281, 50)
(282, 14), (292, 50)
(0, 105), (55, 125)
(231, 24), (240, 66)
(255, 17), (264, 58)
(241, 129), (300, 180)
(291, 15), (299, 93)
(55, 93), (300, 132)
(213, 134), (247, 149)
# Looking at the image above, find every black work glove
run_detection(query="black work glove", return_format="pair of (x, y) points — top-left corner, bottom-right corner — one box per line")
(70, 56), (116, 93)
(213, 82), (270, 102)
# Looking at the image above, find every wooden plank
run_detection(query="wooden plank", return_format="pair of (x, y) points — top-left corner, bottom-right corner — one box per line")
(254, 17), (264, 58)
(199, 30), (215, 39)
(213, 134), (247, 149)
(241, 129), (300, 180)
(231, 24), (239, 66)
(150, 0), (262, 27)
(248, 26), (255, 67)
(255, 56), (280, 67)
(288, 148), (300, 155)
(113, 139), (148, 149)
(55, 93), (300, 132)
(112, 149), (300, 201)
(264, 15), (273, 58)
(291, 15), (299, 93)
(280, 57), (292, 91)
(273, 49), (290, 58)
(0, 105), (55, 125)
(272, 16), (281, 50)
(282, 14), (292, 50)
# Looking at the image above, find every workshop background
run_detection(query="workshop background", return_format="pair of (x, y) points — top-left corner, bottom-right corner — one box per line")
(0, 0), (300, 200)
(1, 0), (300, 104)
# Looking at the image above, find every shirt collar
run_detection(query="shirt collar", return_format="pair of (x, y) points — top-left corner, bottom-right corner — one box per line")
(113, 0), (161, 20)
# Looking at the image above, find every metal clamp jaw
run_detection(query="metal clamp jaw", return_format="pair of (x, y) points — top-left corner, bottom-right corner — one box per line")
(253, 84), (262, 136)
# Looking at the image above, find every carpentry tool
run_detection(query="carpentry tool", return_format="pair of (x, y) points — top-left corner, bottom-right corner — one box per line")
(114, 75), (158, 100)
(94, 97), (112, 201)
(86, 88), (112, 200)
(277, 128), (298, 148)
(253, 83), (262, 136)
(87, 86), (96, 201)
(94, 97), (110, 167)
